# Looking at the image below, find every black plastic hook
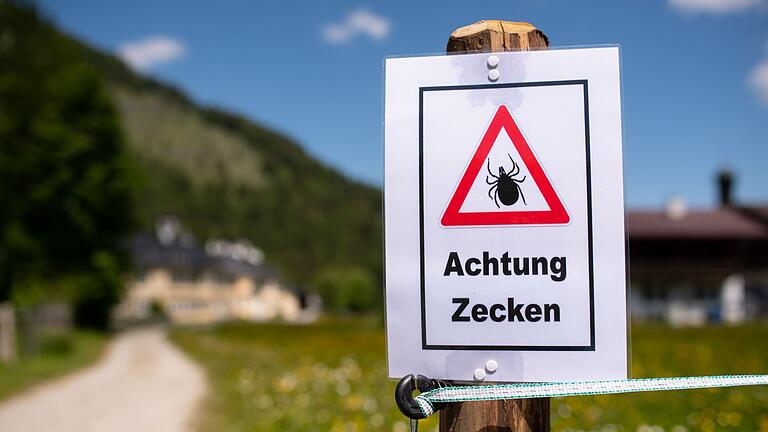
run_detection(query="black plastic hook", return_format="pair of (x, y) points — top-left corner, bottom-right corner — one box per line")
(394, 374), (447, 419)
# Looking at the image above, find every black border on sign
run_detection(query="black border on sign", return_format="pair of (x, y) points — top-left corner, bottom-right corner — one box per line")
(419, 80), (595, 351)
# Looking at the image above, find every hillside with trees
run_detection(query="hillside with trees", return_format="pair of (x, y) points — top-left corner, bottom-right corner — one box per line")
(0, 2), (136, 327)
(0, 2), (382, 314)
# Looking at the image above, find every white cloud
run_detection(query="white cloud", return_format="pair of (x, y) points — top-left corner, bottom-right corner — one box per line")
(668, 0), (764, 13)
(322, 9), (390, 44)
(117, 36), (186, 71)
(749, 59), (768, 105)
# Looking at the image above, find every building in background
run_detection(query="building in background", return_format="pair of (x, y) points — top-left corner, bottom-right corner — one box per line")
(117, 172), (768, 328)
(116, 217), (319, 325)
(628, 172), (768, 326)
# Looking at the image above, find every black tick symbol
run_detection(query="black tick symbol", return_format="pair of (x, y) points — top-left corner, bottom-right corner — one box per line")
(486, 154), (527, 208)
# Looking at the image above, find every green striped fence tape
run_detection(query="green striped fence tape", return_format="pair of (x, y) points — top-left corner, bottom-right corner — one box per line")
(414, 374), (768, 418)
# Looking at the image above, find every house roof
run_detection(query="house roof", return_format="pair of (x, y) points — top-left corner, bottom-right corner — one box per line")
(740, 206), (768, 225)
(627, 207), (768, 240)
(127, 232), (277, 282)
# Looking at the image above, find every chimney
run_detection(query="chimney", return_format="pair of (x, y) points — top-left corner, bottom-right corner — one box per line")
(717, 170), (734, 207)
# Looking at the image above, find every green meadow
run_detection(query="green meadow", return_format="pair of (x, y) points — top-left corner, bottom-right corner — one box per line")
(171, 321), (768, 432)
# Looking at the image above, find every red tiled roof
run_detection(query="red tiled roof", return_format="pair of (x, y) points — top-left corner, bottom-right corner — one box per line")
(741, 206), (768, 224)
(627, 207), (768, 240)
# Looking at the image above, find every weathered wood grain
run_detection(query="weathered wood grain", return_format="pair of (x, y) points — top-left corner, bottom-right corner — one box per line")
(446, 20), (548, 53)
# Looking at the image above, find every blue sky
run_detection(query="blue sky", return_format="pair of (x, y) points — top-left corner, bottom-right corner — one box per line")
(38, 0), (768, 209)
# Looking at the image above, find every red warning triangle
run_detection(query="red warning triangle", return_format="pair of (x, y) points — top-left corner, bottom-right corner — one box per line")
(441, 105), (570, 227)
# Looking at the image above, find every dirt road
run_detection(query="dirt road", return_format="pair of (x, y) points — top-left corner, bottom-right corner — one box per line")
(0, 327), (206, 432)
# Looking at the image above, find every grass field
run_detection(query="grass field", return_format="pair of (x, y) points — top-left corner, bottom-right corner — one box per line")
(0, 331), (108, 401)
(171, 320), (768, 432)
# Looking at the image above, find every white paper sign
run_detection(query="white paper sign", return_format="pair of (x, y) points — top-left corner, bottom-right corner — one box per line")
(384, 47), (627, 382)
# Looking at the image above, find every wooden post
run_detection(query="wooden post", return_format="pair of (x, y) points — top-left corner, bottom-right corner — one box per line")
(0, 302), (17, 362)
(440, 20), (550, 432)
(446, 21), (548, 53)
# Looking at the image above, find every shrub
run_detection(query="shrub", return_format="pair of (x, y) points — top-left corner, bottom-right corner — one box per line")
(313, 267), (379, 313)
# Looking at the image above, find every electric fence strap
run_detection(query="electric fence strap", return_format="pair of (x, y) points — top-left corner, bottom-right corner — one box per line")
(413, 374), (768, 419)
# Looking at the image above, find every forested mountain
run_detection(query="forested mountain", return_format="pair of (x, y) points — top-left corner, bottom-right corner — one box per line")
(2, 2), (382, 292)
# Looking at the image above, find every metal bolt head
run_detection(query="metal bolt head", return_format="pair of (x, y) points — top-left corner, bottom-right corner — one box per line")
(485, 360), (498, 373)
(473, 368), (486, 381)
(487, 55), (500, 69)
(488, 69), (500, 82)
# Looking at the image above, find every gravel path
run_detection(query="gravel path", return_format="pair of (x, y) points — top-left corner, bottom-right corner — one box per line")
(0, 327), (206, 432)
